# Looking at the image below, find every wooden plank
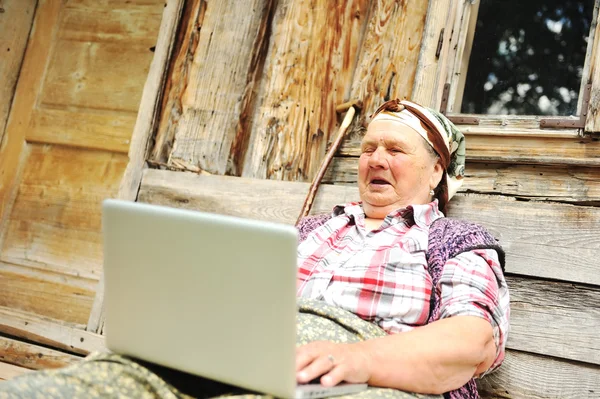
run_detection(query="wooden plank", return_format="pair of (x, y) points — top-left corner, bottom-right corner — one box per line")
(27, 107), (135, 153)
(138, 169), (358, 225)
(411, 0), (455, 108)
(0, 335), (81, 370)
(0, 305), (105, 355)
(139, 169), (600, 287)
(0, 361), (31, 381)
(346, 0), (430, 122)
(0, 0), (63, 244)
(240, 0), (369, 180)
(0, 269), (95, 325)
(39, 39), (155, 113)
(338, 132), (600, 166)
(59, 2), (163, 44)
(507, 276), (600, 365)
(167, 0), (274, 176)
(86, 0), (186, 334)
(323, 158), (600, 203)
(1, 144), (128, 280)
(0, 0), (36, 145)
(478, 350), (600, 399)
(585, 0), (600, 132)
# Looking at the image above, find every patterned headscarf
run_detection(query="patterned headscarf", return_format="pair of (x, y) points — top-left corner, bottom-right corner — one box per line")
(371, 99), (466, 201)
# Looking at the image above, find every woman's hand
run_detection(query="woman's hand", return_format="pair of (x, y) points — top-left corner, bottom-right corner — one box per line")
(295, 341), (373, 387)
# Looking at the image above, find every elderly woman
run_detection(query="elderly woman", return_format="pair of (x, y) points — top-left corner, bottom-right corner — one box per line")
(0, 99), (508, 399)
(293, 99), (509, 399)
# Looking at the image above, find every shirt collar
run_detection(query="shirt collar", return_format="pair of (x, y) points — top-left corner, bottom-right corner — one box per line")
(333, 200), (444, 229)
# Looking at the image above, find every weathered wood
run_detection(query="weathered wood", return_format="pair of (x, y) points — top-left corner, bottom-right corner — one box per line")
(324, 158), (600, 203)
(1, 144), (128, 280)
(139, 170), (600, 287)
(0, 335), (81, 370)
(0, 0), (36, 145)
(87, 0), (186, 334)
(27, 107), (135, 153)
(0, 306), (105, 356)
(338, 131), (600, 165)
(507, 276), (600, 365)
(0, 361), (31, 381)
(150, 0), (204, 164)
(0, 270), (95, 325)
(478, 350), (600, 399)
(411, 0), (455, 108)
(240, 0), (369, 180)
(347, 0), (429, 121)
(0, 0), (62, 246)
(166, 0), (274, 176)
(585, 0), (600, 132)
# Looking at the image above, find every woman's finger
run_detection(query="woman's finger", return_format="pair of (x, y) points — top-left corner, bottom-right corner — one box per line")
(296, 354), (336, 384)
(320, 364), (349, 387)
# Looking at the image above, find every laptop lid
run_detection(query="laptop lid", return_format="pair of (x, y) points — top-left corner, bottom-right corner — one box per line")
(103, 199), (298, 398)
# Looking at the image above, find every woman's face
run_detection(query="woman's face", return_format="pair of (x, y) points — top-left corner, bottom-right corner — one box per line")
(358, 118), (443, 219)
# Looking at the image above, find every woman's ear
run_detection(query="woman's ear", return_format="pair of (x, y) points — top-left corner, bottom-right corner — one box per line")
(430, 160), (444, 190)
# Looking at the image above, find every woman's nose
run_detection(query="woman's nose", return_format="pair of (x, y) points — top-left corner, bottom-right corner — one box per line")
(368, 147), (388, 169)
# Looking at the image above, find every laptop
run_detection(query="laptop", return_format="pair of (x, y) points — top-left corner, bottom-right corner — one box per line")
(102, 199), (367, 399)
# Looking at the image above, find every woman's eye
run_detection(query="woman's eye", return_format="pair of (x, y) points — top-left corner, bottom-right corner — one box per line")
(390, 148), (403, 153)
(362, 148), (375, 154)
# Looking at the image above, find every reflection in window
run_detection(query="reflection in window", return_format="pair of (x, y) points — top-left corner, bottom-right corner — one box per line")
(461, 1), (594, 116)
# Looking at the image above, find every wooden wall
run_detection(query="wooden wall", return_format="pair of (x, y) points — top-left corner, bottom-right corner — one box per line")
(0, 0), (164, 331)
(150, 0), (429, 181)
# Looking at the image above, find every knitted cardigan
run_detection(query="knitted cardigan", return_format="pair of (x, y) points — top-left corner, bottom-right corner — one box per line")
(297, 214), (506, 399)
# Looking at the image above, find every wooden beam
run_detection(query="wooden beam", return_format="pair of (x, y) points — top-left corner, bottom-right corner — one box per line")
(411, 0), (455, 108)
(478, 350), (600, 399)
(0, 0), (37, 145)
(166, 0), (275, 176)
(240, 0), (368, 181)
(86, 0), (186, 334)
(138, 169), (600, 286)
(0, 306), (105, 356)
(585, 0), (600, 132)
(338, 131), (600, 166)
(323, 158), (600, 203)
(0, 335), (81, 370)
(0, 361), (31, 381)
(0, 0), (62, 247)
(507, 276), (600, 365)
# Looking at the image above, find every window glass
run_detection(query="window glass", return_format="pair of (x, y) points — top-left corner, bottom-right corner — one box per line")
(461, 1), (595, 116)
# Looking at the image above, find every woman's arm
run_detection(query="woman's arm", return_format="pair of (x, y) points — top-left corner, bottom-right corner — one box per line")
(297, 248), (509, 394)
(296, 315), (495, 394)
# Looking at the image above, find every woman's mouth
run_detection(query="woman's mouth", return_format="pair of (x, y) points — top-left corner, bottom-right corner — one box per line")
(370, 178), (391, 186)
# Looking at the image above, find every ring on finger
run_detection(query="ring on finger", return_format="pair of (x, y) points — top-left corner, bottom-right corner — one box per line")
(327, 354), (336, 365)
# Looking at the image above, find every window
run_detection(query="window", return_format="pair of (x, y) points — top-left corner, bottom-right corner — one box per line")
(441, 0), (598, 132)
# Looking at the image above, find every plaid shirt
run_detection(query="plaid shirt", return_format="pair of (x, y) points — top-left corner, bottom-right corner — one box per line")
(296, 201), (509, 373)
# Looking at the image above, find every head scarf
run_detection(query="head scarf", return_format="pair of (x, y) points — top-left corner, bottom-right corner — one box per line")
(371, 99), (466, 200)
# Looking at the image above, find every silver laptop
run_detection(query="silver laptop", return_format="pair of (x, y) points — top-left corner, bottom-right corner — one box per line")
(102, 199), (367, 399)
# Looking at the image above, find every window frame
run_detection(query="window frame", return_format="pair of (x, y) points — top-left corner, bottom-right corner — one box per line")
(438, 0), (600, 138)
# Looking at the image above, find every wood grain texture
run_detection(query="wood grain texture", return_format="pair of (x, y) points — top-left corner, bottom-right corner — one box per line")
(478, 350), (600, 399)
(338, 131), (600, 165)
(324, 158), (600, 203)
(0, 269), (95, 325)
(0, 0), (37, 145)
(1, 144), (128, 280)
(0, 361), (32, 381)
(411, 0), (454, 108)
(87, 0), (186, 334)
(139, 170), (600, 286)
(0, 0), (62, 242)
(27, 107), (135, 153)
(0, 335), (81, 370)
(0, 305), (105, 355)
(347, 0), (429, 121)
(241, 0), (369, 181)
(585, 0), (600, 132)
(167, 0), (274, 175)
(507, 276), (600, 365)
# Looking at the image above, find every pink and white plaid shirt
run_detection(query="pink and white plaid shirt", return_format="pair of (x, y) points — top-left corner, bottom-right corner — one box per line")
(296, 201), (509, 373)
